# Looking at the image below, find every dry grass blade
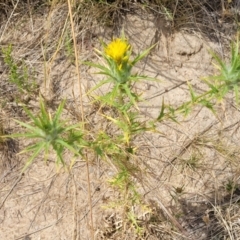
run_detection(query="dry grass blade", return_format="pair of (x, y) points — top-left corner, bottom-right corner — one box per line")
(0, 173), (23, 210)
(67, 1), (94, 239)
(14, 217), (63, 240)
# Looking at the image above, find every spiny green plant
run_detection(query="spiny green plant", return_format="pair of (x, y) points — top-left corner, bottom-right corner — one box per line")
(156, 80), (220, 124)
(87, 35), (157, 177)
(9, 98), (88, 172)
(87, 34), (158, 173)
(7, 27), (240, 237)
(2, 45), (37, 94)
(85, 34), (159, 232)
(86, 34), (156, 109)
(205, 38), (240, 104)
(85, 35), (240, 235)
(155, 41), (240, 126)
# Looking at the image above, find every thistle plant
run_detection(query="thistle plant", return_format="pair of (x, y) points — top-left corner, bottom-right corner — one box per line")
(87, 35), (155, 109)
(88, 35), (156, 164)
(86, 34), (158, 230)
(10, 98), (87, 172)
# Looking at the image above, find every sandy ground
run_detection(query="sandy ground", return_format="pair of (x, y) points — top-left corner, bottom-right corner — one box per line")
(0, 4), (240, 240)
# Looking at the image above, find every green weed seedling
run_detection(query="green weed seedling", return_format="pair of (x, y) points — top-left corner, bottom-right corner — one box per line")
(181, 153), (201, 171)
(2, 45), (37, 94)
(205, 39), (240, 104)
(9, 97), (87, 172)
(64, 32), (75, 63)
(225, 179), (237, 193)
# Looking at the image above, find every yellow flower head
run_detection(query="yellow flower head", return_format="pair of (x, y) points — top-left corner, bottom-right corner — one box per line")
(105, 38), (130, 64)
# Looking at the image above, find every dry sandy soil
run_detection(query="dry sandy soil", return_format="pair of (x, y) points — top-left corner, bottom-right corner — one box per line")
(0, 3), (240, 240)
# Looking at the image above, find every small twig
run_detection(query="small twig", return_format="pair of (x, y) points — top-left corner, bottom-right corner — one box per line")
(78, 189), (108, 222)
(14, 217), (63, 240)
(145, 80), (188, 101)
(153, 198), (192, 239)
(0, 164), (18, 182)
(0, 173), (23, 210)
(0, 0), (20, 43)
(28, 174), (57, 230)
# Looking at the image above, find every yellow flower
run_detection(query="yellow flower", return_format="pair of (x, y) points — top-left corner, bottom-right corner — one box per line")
(105, 38), (130, 64)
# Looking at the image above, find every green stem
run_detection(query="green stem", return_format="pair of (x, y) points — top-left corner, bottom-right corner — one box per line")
(158, 84), (225, 122)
